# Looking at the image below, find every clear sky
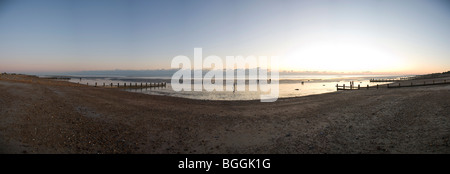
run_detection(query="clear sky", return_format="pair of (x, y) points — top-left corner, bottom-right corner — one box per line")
(1, 0), (449, 74)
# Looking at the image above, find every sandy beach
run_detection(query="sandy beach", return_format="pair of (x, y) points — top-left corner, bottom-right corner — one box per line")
(0, 74), (449, 154)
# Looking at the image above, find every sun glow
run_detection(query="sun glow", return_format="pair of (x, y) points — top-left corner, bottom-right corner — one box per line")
(281, 40), (404, 73)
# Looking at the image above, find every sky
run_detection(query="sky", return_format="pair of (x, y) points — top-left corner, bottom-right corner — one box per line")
(0, 0), (450, 74)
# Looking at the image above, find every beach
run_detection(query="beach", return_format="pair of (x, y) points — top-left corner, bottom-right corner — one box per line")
(0, 74), (449, 154)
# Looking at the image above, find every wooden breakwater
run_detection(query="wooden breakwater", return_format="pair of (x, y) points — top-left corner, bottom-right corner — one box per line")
(369, 79), (398, 82)
(337, 79), (450, 91)
(386, 79), (449, 88)
(336, 84), (380, 90)
(369, 77), (416, 82)
(81, 82), (167, 89)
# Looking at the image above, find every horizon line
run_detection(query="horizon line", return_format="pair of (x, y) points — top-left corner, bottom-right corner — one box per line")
(3, 68), (442, 76)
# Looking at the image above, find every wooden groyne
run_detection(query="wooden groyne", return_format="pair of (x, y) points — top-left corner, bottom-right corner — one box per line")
(81, 82), (167, 89)
(386, 80), (449, 89)
(336, 84), (379, 90)
(337, 79), (450, 91)
(370, 77), (416, 82)
(369, 79), (398, 82)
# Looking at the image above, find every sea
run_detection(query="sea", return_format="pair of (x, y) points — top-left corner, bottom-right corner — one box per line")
(55, 74), (408, 101)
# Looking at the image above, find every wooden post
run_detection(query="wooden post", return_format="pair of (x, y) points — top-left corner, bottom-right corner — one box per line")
(358, 84), (360, 90)
(87, 82), (89, 86)
(367, 85), (369, 89)
(387, 84), (389, 88)
(111, 83), (113, 87)
(398, 83), (400, 87)
(343, 84), (345, 90)
(103, 83), (105, 87)
(135, 83), (137, 87)
(130, 83), (132, 87)
(95, 82), (97, 87)
(124, 83), (126, 87)
(336, 84), (338, 91)
(146, 83), (148, 87)
(377, 84), (378, 89)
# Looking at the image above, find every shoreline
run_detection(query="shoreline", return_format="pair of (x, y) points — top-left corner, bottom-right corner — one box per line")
(1, 74), (449, 153)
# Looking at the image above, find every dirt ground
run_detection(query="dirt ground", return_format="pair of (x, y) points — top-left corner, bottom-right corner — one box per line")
(0, 74), (449, 153)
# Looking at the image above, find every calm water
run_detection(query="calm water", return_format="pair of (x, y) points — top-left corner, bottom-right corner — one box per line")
(66, 75), (403, 101)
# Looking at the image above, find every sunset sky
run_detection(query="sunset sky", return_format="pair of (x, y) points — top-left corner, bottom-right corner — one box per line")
(1, 0), (450, 74)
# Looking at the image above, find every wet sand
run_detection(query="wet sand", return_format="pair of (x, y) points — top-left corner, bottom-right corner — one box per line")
(0, 74), (449, 153)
